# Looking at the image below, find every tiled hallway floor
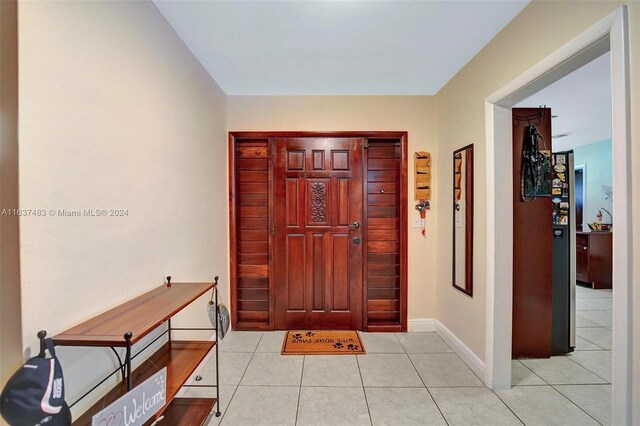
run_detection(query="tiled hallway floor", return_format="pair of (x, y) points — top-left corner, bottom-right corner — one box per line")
(185, 286), (611, 425)
(510, 284), (612, 426)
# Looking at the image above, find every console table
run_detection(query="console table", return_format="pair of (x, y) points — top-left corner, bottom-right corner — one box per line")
(49, 276), (221, 425)
(576, 232), (612, 289)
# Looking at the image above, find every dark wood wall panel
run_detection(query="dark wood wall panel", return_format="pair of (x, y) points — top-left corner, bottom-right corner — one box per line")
(512, 108), (552, 358)
(233, 139), (271, 329)
(365, 140), (402, 331)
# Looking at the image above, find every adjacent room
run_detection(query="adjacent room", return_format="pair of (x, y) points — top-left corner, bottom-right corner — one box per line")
(1, 1), (637, 426)
(509, 50), (613, 425)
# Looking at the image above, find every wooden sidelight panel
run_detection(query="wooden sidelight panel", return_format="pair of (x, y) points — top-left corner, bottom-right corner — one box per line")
(273, 137), (363, 330)
(230, 138), (272, 330)
(229, 132), (408, 332)
(364, 139), (407, 331)
(512, 108), (553, 358)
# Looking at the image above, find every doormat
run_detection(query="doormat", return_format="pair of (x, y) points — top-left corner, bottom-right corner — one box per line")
(281, 330), (366, 355)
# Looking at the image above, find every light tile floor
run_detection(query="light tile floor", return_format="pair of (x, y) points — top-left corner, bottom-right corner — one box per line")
(510, 284), (612, 426)
(185, 286), (611, 425)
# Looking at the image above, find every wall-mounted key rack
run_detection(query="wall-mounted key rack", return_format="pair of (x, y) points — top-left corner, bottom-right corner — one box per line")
(414, 151), (432, 201)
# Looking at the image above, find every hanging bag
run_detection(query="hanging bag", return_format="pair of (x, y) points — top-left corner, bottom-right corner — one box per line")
(521, 123), (549, 200)
(1, 337), (71, 426)
(207, 282), (230, 339)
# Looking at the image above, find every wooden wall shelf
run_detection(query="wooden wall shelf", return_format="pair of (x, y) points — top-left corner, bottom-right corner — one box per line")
(49, 278), (221, 426)
(53, 282), (214, 347)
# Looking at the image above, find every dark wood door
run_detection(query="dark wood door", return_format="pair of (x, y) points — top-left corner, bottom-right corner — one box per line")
(274, 137), (363, 330)
(576, 233), (589, 282)
(512, 108), (553, 358)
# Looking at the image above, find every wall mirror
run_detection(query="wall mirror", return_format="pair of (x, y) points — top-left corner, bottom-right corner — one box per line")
(453, 144), (474, 296)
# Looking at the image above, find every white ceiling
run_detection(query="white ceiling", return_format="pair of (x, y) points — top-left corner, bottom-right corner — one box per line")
(516, 52), (611, 151)
(154, 0), (529, 95)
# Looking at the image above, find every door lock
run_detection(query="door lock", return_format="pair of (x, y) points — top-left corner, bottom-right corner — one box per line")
(353, 237), (361, 244)
(349, 221), (360, 230)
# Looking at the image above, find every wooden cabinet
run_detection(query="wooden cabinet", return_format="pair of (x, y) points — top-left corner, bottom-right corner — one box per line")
(576, 232), (612, 289)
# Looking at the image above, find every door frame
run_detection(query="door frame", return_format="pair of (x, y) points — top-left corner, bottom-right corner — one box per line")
(228, 131), (409, 332)
(483, 6), (633, 424)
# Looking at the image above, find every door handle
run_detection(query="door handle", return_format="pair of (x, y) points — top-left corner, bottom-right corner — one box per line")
(353, 237), (361, 244)
(348, 221), (360, 230)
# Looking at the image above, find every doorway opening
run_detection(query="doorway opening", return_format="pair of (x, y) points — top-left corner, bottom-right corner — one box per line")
(508, 48), (614, 423)
(228, 132), (408, 333)
(484, 6), (631, 425)
(574, 165), (585, 230)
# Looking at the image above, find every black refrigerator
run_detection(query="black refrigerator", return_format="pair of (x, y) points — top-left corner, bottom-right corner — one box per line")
(551, 151), (576, 354)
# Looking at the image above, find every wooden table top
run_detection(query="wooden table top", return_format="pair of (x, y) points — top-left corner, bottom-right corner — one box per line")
(53, 282), (214, 347)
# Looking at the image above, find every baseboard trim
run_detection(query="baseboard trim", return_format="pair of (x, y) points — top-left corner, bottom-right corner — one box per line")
(407, 318), (436, 332)
(435, 320), (486, 382)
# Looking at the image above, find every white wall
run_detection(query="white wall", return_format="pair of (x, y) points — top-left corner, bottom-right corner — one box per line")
(18, 1), (228, 415)
(573, 139), (613, 230)
(228, 96), (438, 321)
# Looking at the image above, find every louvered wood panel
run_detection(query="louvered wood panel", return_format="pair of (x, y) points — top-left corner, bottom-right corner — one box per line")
(366, 140), (402, 330)
(234, 139), (271, 329)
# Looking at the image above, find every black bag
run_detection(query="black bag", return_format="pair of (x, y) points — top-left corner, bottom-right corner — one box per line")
(521, 124), (550, 200)
(1, 338), (71, 426)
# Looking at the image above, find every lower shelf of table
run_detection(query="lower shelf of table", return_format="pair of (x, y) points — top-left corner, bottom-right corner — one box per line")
(154, 397), (217, 426)
(74, 340), (215, 425)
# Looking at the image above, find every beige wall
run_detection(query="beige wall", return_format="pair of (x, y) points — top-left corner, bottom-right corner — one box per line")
(434, 0), (638, 370)
(228, 96), (438, 321)
(11, 0), (640, 419)
(18, 1), (227, 414)
(632, 4), (640, 420)
(0, 0), (22, 393)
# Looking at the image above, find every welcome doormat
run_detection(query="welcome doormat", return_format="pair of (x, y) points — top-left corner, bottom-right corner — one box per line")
(281, 330), (366, 355)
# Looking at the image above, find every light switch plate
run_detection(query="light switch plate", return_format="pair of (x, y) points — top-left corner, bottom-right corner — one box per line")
(455, 210), (463, 228)
(412, 216), (424, 228)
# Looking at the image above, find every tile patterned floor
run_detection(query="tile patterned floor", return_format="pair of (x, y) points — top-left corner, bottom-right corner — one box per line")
(185, 286), (611, 425)
(511, 284), (612, 426)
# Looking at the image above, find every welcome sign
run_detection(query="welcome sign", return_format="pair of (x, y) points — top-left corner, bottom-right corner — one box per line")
(92, 367), (167, 426)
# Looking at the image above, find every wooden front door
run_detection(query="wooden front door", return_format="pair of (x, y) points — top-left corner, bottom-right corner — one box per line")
(273, 137), (363, 329)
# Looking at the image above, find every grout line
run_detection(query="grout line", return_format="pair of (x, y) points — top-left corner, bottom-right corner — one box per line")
(355, 355), (374, 426)
(216, 385), (238, 426)
(512, 359), (550, 385)
(294, 356), (304, 425)
(491, 388), (527, 425)
(404, 351), (449, 425)
(550, 385), (605, 426)
(218, 332), (264, 425)
(393, 331), (410, 353)
(562, 354), (611, 384)
(573, 331), (609, 350)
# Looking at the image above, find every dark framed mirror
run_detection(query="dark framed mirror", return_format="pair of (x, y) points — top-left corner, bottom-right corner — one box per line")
(453, 144), (473, 296)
